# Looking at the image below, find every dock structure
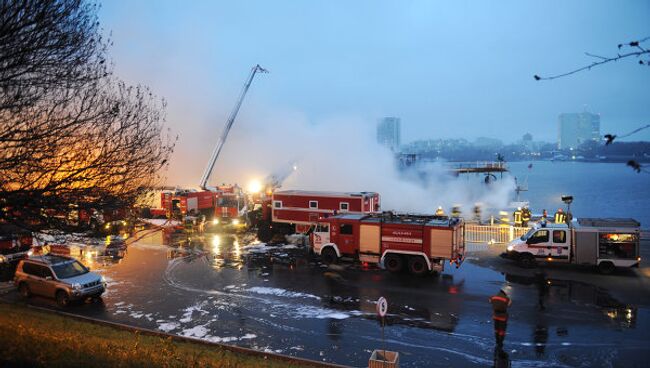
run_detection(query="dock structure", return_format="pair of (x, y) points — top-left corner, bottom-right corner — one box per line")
(451, 161), (508, 175)
(451, 162), (508, 182)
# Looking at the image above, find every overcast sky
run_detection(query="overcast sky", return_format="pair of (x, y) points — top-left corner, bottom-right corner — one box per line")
(98, 1), (650, 184)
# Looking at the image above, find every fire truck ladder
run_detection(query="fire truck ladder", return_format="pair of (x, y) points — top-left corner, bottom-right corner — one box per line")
(199, 64), (268, 190)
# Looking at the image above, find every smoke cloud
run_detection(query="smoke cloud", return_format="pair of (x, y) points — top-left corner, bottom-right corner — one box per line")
(169, 108), (515, 215)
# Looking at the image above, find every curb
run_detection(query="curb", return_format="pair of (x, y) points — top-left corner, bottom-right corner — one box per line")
(19, 302), (348, 368)
(0, 282), (15, 295)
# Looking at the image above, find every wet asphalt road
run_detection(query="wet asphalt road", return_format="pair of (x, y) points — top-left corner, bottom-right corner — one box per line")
(4, 228), (650, 368)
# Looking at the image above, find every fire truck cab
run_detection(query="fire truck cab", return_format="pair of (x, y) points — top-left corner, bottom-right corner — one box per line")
(313, 212), (465, 275)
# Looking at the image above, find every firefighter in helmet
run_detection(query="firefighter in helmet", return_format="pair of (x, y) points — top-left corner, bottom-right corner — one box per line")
(498, 211), (510, 227)
(513, 207), (523, 227)
(521, 206), (531, 227)
(554, 208), (566, 224)
(473, 203), (482, 224)
(540, 209), (548, 227)
(451, 205), (462, 218)
(435, 206), (445, 216)
(489, 288), (512, 347)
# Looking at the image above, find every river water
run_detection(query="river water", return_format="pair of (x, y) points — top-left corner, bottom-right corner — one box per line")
(503, 161), (649, 227)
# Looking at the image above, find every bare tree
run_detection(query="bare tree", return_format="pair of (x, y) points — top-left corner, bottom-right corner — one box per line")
(1, 0), (175, 231)
(0, 0), (108, 110)
(534, 37), (650, 81)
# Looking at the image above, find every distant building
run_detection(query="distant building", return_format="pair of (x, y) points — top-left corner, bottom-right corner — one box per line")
(377, 117), (401, 151)
(558, 111), (600, 150)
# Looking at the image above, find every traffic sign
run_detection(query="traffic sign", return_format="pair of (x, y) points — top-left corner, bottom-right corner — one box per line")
(376, 297), (388, 317)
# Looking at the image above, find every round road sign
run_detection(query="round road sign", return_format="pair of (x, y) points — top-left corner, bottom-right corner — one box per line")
(376, 297), (388, 317)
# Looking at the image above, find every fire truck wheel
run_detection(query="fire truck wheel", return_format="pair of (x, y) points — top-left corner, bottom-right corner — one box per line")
(519, 254), (537, 268)
(384, 254), (404, 273)
(257, 225), (272, 243)
(18, 282), (30, 298)
(408, 256), (428, 276)
(321, 247), (338, 265)
(598, 261), (615, 275)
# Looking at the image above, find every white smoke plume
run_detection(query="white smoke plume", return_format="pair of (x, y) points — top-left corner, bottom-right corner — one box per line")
(173, 109), (515, 215)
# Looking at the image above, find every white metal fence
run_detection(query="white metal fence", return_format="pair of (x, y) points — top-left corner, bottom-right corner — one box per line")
(464, 224), (530, 244)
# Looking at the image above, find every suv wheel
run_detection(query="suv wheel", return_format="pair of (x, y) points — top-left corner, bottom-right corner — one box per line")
(56, 290), (70, 307)
(18, 283), (31, 298)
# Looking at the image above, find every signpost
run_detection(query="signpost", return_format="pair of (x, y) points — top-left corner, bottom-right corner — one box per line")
(368, 296), (400, 367)
(378, 297), (387, 368)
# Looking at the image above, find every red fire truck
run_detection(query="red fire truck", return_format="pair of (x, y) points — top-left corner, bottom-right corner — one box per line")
(256, 190), (380, 242)
(160, 186), (246, 225)
(312, 212), (465, 275)
(161, 190), (216, 218)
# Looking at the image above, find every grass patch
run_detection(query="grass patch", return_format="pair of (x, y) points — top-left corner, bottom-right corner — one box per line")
(0, 302), (314, 367)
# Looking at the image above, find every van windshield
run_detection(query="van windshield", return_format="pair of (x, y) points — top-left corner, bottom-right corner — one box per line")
(52, 260), (88, 279)
(521, 228), (536, 241)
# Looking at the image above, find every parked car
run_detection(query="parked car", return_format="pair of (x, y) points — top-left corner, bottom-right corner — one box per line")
(14, 255), (105, 307)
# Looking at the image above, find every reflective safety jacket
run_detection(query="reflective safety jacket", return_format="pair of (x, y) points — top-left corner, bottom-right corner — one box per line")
(490, 292), (511, 314)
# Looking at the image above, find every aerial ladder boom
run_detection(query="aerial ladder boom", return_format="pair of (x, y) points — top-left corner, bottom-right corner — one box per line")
(199, 64), (268, 190)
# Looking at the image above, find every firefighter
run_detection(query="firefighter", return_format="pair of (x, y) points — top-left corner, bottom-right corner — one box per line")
(489, 289), (512, 347)
(451, 205), (461, 218)
(513, 207), (523, 227)
(183, 215), (194, 233)
(521, 206), (531, 227)
(493, 346), (510, 368)
(554, 208), (566, 224)
(198, 214), (206, 233)
(540, 209), (548, 227)
(498, 211), (510, 227)
(435, 206), (445, 216)
(473, 204), (482, 224)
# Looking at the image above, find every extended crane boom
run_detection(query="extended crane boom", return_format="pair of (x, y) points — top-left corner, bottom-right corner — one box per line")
(199, 64), (268, 190)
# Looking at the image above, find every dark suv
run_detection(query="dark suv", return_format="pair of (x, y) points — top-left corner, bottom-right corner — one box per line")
(14, 255), (105, 307)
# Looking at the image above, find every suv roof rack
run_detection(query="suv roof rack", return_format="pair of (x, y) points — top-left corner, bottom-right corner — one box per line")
(28, 254), (74, 265)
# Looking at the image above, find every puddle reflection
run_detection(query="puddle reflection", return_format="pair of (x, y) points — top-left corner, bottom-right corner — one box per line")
(505, 272), (637, 329)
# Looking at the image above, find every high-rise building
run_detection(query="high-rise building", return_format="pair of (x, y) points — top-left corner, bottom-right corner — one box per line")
(377, 117), (401, 151)
(558, 111), (600, 150)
